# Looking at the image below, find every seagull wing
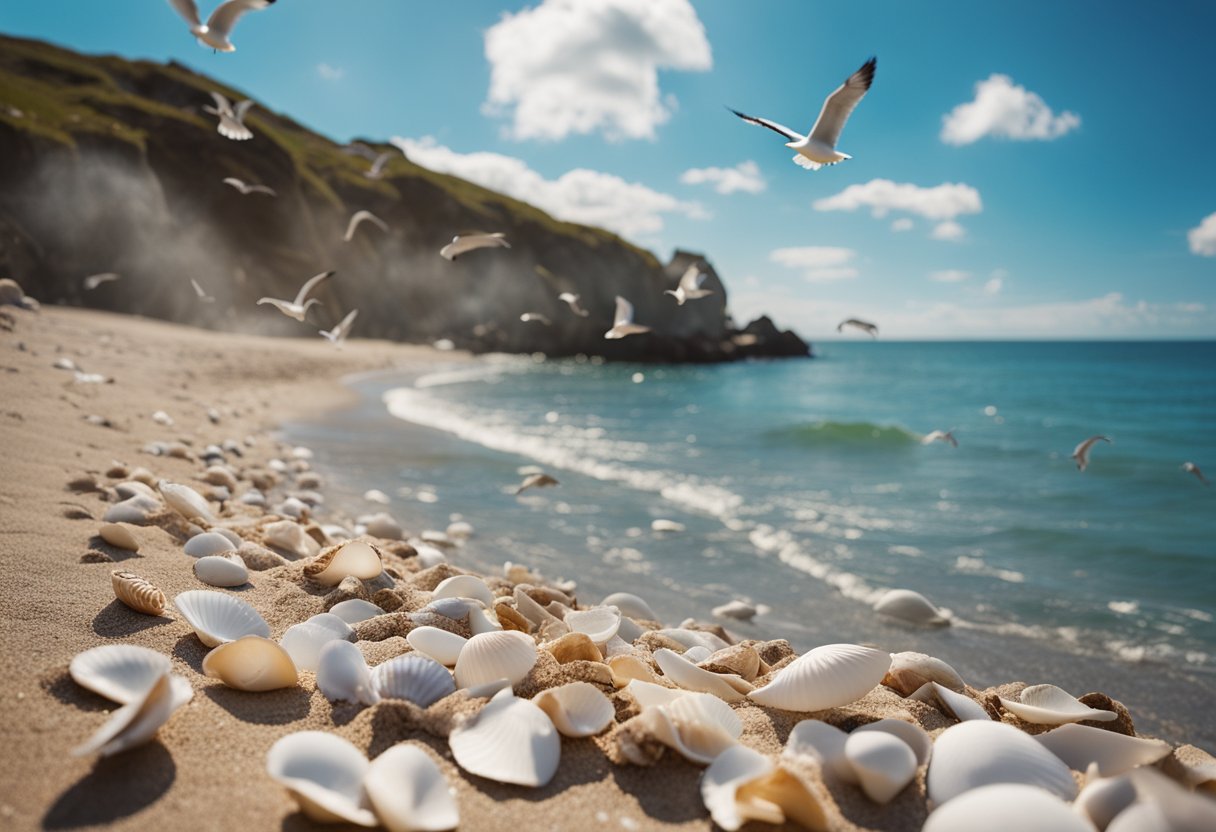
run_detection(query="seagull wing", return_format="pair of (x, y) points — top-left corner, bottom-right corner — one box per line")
(369, 153), (391, 177)
(728, 108), (802, 141)
(330, 309), (358, 340)
(613, 296), (634, 327)
(292, 270), (334, 306)
(257, 297), (293, 314)
(345, 211), (388, 241)
(808, 57), (876, 148)
(191, 278), (209, 298)
(168, 0), (203, 28)
(222, 177), (247, 192)
(208, 91), (233, 116)
(679, 263), (706, 292)
(232, 99), (255, 123)
(250, 184), (276, 196)
(207, 0), (271, 38)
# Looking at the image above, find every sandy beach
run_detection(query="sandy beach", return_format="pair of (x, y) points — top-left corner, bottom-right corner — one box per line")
(1, 304), (1211, 832)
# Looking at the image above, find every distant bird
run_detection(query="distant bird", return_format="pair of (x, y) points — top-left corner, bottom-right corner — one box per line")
(440, 232), (510, 261)
(191, 278), (215, 303)
(257, 270), (333, 322)
(203, 92), (254, 141)
(516, 473), (559, 495)
(344, 210), (389, 242)
(223, 176), (275, 196)
(837, 318), (878, 338)
(922, 430), (958, 448)
(1182, 462), (1209, 485)
(83, 273), (121, 291)
(364, 152), (393, 180)
(1071, 435), (1111, 472)
(520, 313), (552, 326)
(320, 309), (358, 347)
(558, 292), (590, 317)
(665, 263), (715, 306)
(730, 57), (876, 171)
(168, 0), (276, 52)
(604, 296), (651, 340)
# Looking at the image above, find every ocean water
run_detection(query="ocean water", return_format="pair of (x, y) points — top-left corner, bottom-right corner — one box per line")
(286, 341), (1216, 745)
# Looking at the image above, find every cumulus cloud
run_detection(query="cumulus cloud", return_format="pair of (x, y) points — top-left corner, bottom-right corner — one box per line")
(1188, 212), (1216, 256)
(680, 160), (766, 195)
(392, 136), (704, 240)
(483, 0), (711, 141)
(891, 218), (914, 232)
(930, 269), (970, 283)
(941, 74), (1080, 145)
(814, 179), (982, 221)
(931, 221), (966, 241)
(316, 63), (344, 81)
(984, 269), (1007, 295)
(769, 246), (858, 283)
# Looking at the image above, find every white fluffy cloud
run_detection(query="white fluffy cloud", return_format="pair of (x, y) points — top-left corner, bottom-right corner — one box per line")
(392, 136), (704, 240)
(680, 160), (766, 195)
(930, 269), (971, 283)
(930, 221), (966, 241)
(941, 74), (1080, 145)
(814, 179), (982, 241)
(891, 218), (914, 232)
(483, 0), (711, 141)
(770, 247), (858, 283)
(316, 63), (344, 81)
(1188, 212), (1216, 256)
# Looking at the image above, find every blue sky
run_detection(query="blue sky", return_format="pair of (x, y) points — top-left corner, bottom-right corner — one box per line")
(3, 0), (1215, 337)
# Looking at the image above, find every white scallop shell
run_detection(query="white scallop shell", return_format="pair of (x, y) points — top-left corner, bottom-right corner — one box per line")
(602, 591), (657, 621)
(923, 784), (1093, 832)
(453, 630), (537, 690)
(564, 607), (621, 645)
(1074, 768), (1137, 831)
(845, 730), (918, 803)
(533, 682), (614, 737)
(1001, 684), (1118, 725)
(873, 588), (950, 626)
(99, 522), (139, 551)
(326, 599), (384, 625)
(314, 640), (378, 705)
(305, 540), (383, 586)
(701, 745), (776, 831)
(854, 718), (933, 766)
(184, 531), (237, 558)
(265, 731), (377, 826)
(927, 720), (1076, 806)
(264, 519), (320, 558)
(656, 628), (729, 652)
(406, 627), (467, 667)
(174, 589), (270, 648)
(909, 681), (991, 722)
(431, 575), (494, 607)
(782, 719), (857, 784)
(1035, 723), (1171, 776)
(202, 636), (298, 691)
(653, 648), (752, 702)
(365, 744), (460, 832)
(748, 643), (891, 712)
(280, 613), (354, 672)
(371, 655), (456, 707)
(158, 480), (215, 524)
(448, 689), (560, 787)
(633, 689), (743, 765)
(72, 671), (193, 757)
(883, 651), (966, 696)
(69, 644), (171, 704)
(193, 554), (249, 588)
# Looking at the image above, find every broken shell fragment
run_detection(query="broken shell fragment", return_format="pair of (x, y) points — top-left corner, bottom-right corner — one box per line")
(174, 590), (271, 648)
(193, 554), (249, 588)
(854, 719), (933, 766)
(449, 689), (560, 787)
(265, 731), (378, 826)
(305, 540), (383, 586)
(702, 745), (829, 832)
(99, 523), (139, 552)
(111, 570), (166, 616)
(564, 607), (621, 645)
(602, 592), (657, 622)
(533, 682), (614, 737)
(909, 681), (991, 722)
(606, 654), (660, 688)
(883, 651), (966, 696)
(364, 744), (460, 832)
(748, 643), (891, 712)
(653, 648), (752, 702)
(545, 632), (603, 664)
(1000, 684), (1118, 725)
(72, 671), (193, 757)
(371, 655), (456, 708)
(203, 636), (298, 692)
(1035, 723), (1171, 776)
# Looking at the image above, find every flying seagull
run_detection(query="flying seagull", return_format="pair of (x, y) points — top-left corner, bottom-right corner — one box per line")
(364, 152), (393, 180)
(516, 473), (559, 495)
(665, 262), (715, 306)
(257, 270), (334, 322)
(604, 296), (651, 340)
(1071, 435), (1111, 472)
(320, 309), (358, 348)
(520, 313), (552, 326)
(837, 318), (878, 338)
(168, 0), (276, 52)
(83, 273), (121, 291)
(440, 232), (510, 261)
(223, 177), (275, 196)
(730, 57), (876, 171)
(344, 210), (389, 242)
(922, 430), (958, 448)
(558, 292), (590, 317)
(190, 278), (215, 303)
(203, 92), (254, 141)
(1182, 462), (1209, 485)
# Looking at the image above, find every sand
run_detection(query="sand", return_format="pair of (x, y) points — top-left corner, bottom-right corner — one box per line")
(0, 305), (1209, 832)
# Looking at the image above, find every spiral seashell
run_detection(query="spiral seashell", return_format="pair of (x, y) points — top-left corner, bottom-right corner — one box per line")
(99, 523), (140, 552)
(157, 480), (215, 524)
(923, 784), (1093, 832)
(371, 654), (455, 707)
(406, 627), (467, 667)
(365, 744), (460, 832)
(654, 648), (752, 702)
(845, 730), (918, 803)
(448, 689), (560, 787)
(533, 682), (614, 737)
(431, 575), (494, 607)
(873, 588), (950, 626)
(265, 731), (377, 826)
(304, 540), (383, 586)
(280, 613), (354, 672)
(1035, 723), (1171, 777)
(111, 570), (166, 616)
(1000, 684), (1118, 726)
(72, 671), (193, 757)
(453, 630), (537, 690)
(69, 644), (170, 704)
(193, 554), (249, 588)
(927, 721), (1076, 806)
(702, 745), (828, 832)
(184, 531), (237, 558)
(203, 636), (298, 692)
(174, 589), (271, 648)
(316, 640), (378, 705)
(748, 643), (891, 712)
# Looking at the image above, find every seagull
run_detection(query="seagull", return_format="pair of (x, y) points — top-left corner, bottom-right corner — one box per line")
(730, 56), (876, 171)
(203, 92), (254, 140)
(516, 473), (558, 495)
(191, 278), (215, 303)
(83, 273), (121, 291)
(364, 152), (393, 180)
(837, 318), (878, 338)
(604, 296), (651, 340)
(665, 262), (715, 306)
(1071, 435), (1111, 472)
(440, 232), (510, 261)
(320, 309), (358, 347)
(520, 313), (552, 326)
(344, 210), (389, 242)
(223, 176), (275, 196)
(167, 0), (276, 52)
(1182, 462), (1209, 485)
(558, 292), (590, 317)
(257, 270), (334, 322)
(922, 430), (958, 448)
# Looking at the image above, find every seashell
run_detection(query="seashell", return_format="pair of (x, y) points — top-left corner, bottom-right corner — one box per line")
(1074, 766), (1137, 831)
(361, 512), (403, 540)
(748, 643), (891, 712)
(184, 531), (237, 558)
(203, 636), (298, 692)
(264, 519), (320, 558)
(280, 613), (354, 672)
(712, 600), (758, 621)
(406, 627), (467, 667)
(114, 481), (158, 500)
(371, 655), (456, 707)
(699, 644), (763, 682)
(909, 681), (991, 722)
(449, 689), (560, 787)
(202, 465), (238, 490)
(1109, 768), (1216, 830)
(465, 678), (512, 699)
(193, 554), (249, 588)
(453, 630), (538, 690)
(174, 589), (270, 648)
(873, 588), (950, 626)
(99, 523), (139, 552)
(883, 651), (966, 696)
(533, 682), (614, 737)
(607, 654), (660, 688)
(419, 596), (483, 621)
(545, 632), (603, 664)
(564, 606), (621, 645)
(365, 744), (460, 832)
(69, 644), (170, 704)
(923, 784), (1093, 832)
(72, 671), (193, 757)
(1035, 723), (1171, 776)
(701, 745), (778, 831)
(513, 586), (561, 628)
(927, 720), (1076, 806)
(654, 648), (752, 702)
(783, 719), (858, 784)
(316, 640), (378, 705)
(419, 530), (451, 547)
(683, 645), (713, 663)
(845, 730), (918, 803)
(854, 718), (933, 766)
(265, 731), (378, 826)
(626, 679), (685, 710)
(111, 570), (166, 615)
(103, 495), (158, 525)
(157, 480), (215, 524)
(467, 605), (503, 636)
(446, 520), (473, 539)
(631, 687), (743, 765)
(329, 599), (385, 625)
(363, 489), (391, 504)
(305, 540), (383, 586)
(494, 602), (529, 633)
(414, 544), (447, 568)
(240, 489), (266, 507)
(656, 628), (729, 652)
(213, 527), (243, 547)
(274, 497), (310, 520)
(1001, 684), (1118, 725)
(603, 591), (657, 621)
(615, 616), (645, 644)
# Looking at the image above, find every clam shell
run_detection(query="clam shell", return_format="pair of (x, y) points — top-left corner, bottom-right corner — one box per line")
(111, 570), (166, 615)
(103, 495), (159, 525)
(1001, 684), (1118, 725)
(1074, 767), (1137, 831)
(431, 575), (494, 607)
(845, 730), (918, 803)
(406, 627), (468, 667)
(453, 630), (537, 690)
(361, 512), (403, 540)
(854, 718), (933, 766)
(909, 681), (991, 722)
(883, 651), (966, 696)
(1036, 723), (1171, 776)
(316, 640), (378, 705)
(564, 607), (621, 645)
(328, 599), (385, 625)
(184, 531), (238, 558)
(782, 719), (857, 784)
(371, 655), (456, 707)
(632, 688), (743, 764)
(72, 671), (193, 757)
(533, 682), (614, 737)
(602, 591), (657, 621)
(280, 613), (354, 672)
(748, 643), (891, 712)
(264, 519), (320, 558)
(365, 744), (460, 832)
(701, 745), (777, 831)
(99, 523), (140, 552)
(305, 540), (383, 586)
(923, 784), (1092, 832)
(265, 731), (377, 826)
(193, 554), (249, 588)
(653, 648), (752, 702)
(202, 636), (298, 691)
(607, 654), (661, 688)
(174, 589), (270, 648)
(158, 480), (215, 524)
(927, 721), (1076, 806)
(69, 644), (171, 704)
(449, 689), (560, 787)
(873, 588), (950, 626)
(656, 628), (729, 652)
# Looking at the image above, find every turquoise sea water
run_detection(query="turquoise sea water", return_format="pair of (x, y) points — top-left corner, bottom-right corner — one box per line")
(287, 341), (1216, 745)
